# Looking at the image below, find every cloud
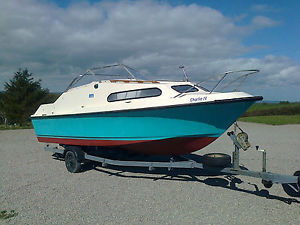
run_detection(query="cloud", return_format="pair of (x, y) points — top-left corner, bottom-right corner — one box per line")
(0, 0), (299, 101)
(252, 16), (279, 28)
(251, 4), (278, 13)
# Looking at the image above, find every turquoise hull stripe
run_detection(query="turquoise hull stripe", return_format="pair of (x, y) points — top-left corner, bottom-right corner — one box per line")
(32, 100), (255, 141)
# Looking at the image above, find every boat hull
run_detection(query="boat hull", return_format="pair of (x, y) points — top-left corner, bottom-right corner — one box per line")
(32, 97), (260, 155)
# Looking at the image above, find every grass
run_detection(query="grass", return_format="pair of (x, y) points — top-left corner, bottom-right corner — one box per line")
(239, 115), (300, 125)
(243, 102), (300, 117)
(239, 102), (300, 125)
(0, 210), (18, 220)
(246, 101), (296, 111)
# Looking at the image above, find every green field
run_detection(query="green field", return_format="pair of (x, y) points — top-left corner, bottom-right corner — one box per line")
(239, 115), (300, 125)
(239, 102), (300, 125)
(243, 102), (300, 116)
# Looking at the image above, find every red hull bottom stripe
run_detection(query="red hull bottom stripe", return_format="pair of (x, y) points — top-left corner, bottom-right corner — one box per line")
(37, 136), (218, 155)
(37, 137), (145, 146)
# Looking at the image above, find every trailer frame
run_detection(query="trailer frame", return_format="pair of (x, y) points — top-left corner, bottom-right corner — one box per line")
(44, 126), (300, 197)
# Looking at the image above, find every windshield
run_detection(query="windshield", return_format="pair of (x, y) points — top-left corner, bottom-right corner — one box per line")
(171, 85), (199, 93)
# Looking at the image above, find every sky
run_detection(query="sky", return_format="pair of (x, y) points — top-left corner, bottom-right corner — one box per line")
(0, 0), (299, 101)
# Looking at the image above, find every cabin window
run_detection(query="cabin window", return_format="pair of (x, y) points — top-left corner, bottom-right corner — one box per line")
(107, 88), (162, 102)
(171, 85), (198, 93)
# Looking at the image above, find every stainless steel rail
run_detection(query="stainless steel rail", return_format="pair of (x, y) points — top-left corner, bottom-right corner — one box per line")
(174, 69), (259, 98)
(65, 64), (137, 91)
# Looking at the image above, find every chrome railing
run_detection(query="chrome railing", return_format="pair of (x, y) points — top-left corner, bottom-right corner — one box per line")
(65, 64), (137, 91)
(174, 69), (259, 98)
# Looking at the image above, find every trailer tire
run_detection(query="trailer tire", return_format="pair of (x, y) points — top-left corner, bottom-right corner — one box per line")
(65, 149), (82, 173)
(65, 146), (85, 162)
(202, 153), (231, 168)
(262, 179), (273, 188)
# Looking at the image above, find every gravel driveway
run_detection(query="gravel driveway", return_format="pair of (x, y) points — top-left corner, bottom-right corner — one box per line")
(0, 122), (299, 224)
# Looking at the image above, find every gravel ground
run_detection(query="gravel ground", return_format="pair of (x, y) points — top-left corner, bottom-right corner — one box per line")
(0, 122), (299, 224)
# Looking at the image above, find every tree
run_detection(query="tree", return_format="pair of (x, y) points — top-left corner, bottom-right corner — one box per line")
(0, 91), (5, 125)
(1, 69), (49, 126)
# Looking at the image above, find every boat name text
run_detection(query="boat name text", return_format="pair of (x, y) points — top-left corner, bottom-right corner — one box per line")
(190, 96), (207, 102)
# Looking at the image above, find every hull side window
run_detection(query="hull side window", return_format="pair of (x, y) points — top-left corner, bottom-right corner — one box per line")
(108, 88), (162, 102)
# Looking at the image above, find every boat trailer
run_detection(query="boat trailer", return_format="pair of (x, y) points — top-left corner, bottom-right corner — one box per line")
(45, 124), (300, 198)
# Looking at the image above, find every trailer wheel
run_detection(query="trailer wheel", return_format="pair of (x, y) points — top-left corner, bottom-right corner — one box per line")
(282, 171), (300, 197)
(202, 153), (231, 168)
(262, 179), (273, 188)
(65, 150), (81, 173)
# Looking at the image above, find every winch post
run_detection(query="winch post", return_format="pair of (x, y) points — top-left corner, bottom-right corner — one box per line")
(227, 131), (241, 169)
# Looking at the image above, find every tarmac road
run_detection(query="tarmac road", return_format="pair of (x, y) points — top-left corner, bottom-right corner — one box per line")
(0, 122), (299, 224)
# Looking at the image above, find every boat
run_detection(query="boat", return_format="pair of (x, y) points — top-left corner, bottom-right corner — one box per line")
(31, 64), (262, 155)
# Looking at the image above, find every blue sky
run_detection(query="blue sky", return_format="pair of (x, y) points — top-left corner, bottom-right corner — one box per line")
(209, 0), (300, 59)
(1, 0), (299, 101)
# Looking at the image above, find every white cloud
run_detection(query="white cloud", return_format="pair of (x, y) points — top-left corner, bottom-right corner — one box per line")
(251, 4), (278, 13)
(0, 0), (299, 101)
(252, 16), (279, 28)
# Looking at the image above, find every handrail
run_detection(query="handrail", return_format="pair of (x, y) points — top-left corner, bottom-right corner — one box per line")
(173, 69), (259, 98)
(65, 64), (137, 91)
(209, 69), (259, 93)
